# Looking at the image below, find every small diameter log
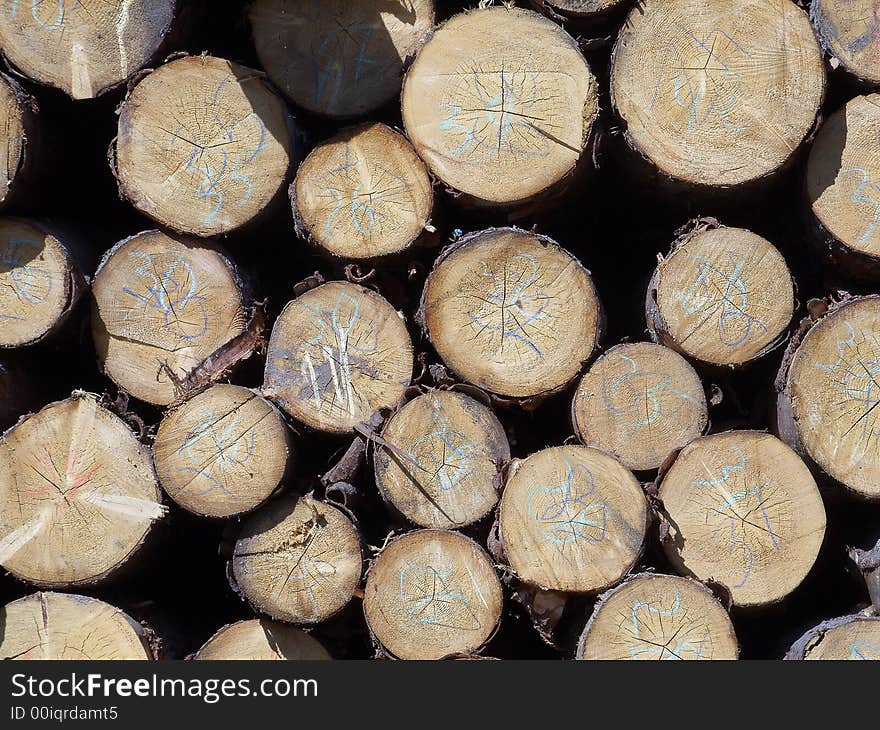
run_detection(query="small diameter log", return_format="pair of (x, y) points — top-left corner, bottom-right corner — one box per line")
(776, 296), (880, 500)
(0, 592), (152, 660)
(115, 56), (295, 237)
(576, 573), (739, 660)
(231, 494), (362, 624)
(658, 431), (826, 607)
(363, 529), (502, 659)
(0, 218), (86, 348)
(646, 224), (794, 367)
(263, 281), (413, 434)
(374, 391), (510, 529)
(249, 0), (435, 119)
(0, 1), (174, 99)
(153, 384), (293, 518)
(91, 230), (251, 406)
(401, 7), (598, 209)
(0, 73), (37, 209)
(0, 393), (165, 587)
(612, 0), (824, 189)
(810, 0), (880, 86)
(292, 123), (433, 259)
(572, 342), (708, 472)
(420, 228), (602, 399)
(785, 615), (880, 660)
(531, 0), (626, 20)
(194, 619), (331, 660)
(498, 445), (648, 594)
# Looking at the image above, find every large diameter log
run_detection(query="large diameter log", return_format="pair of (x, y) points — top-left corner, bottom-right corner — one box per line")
(776, 296), (880, 500)
(0, 1), (175, 99)
(153, 384), (293, 518)
(292, 123), (434, 259)
(115, 56), (296, 237)
(646, 223), (794, 367)
(231, 494), (362, 625)
(401, 7), (598, 209)
(194, 619), (331, 660)
(810, 0), (880, 86)
(0, 592), (152, 660)
(420, 228), (603, 399)
(0, 72), (38, 209)
(498, 445), (648, 593)
(576, 573), (739, 660)
(0, 393), (165, 587)
(374, 391), (510, 529)
(658, 431), (826, 607)
(91, 230), (252, 406)
(249, 0), (435, 119)
(612, 0), (825, 189)
(785, 615), (880, 660)
(263, 281), (413, 434)
(0, 218), (86, 348)
(363, 529), (502, 660)
(572, 342), (708, 472)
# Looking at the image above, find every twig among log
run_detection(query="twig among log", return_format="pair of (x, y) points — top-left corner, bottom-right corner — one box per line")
(194, 619), (331, 660)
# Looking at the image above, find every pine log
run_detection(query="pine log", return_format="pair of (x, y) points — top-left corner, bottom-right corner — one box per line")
(249, 0), (435, 118)
(153, 384), (294, 518)
(577, 573), (739, 660)
(91, 230), (252, 407)
(194, 619), (331, 660)
(363, 529), (502, 659)
(0, 393), (165, 587)
(785, 614), (880, 660)
(0, 72), (38, 210)
(498, 445), (648, 593)
(291, 123), (434, 259)
(419, 228), (603, 400)
(531, 0), (626, 20)
(810, 0), (880, 86)
(401, 7), (598, 210)
(658, 431), (826, 607)
(115, 55), (296, 237)
(572, 342), (708, 472)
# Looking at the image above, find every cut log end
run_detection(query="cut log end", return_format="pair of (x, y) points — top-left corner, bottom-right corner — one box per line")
(659, 431), (826, 607)
(0, 592), (152, 660)
(612, 0), (824, 188)
(577, 573), (739, 660)
(293, 123), (433, 259)
(264, 281), (413, 434)
(422, 228), (602, 399)
(648, 225), (794, 367)
(786, 615), (880, 660)
(811, 0), (880, 85)
(402, 7), (598, 207)
(116, 56), (294, 237)
(534, 0), (624, 18)
(194, 619), (331, 660)
(91, 230), (251, 407)
(374, 391), (510, 529)
(0, 394), (164, 587)
(363, 529), (502, 660)
(0, 74), (30, 206)
(572, 342), (708, 472)
(232, 494), (362, 625)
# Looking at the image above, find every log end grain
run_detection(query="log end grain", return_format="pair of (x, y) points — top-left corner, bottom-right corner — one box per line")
(0, 74), (33, 207)
(786, 614), (880, 660)
(811, 0), (880, 85)
(194, 619), (331, 660)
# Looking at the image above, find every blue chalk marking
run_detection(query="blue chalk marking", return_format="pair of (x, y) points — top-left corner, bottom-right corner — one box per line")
(849, 640), (880, 660)
(1, 237), (53, 307)
(407, 409), (478, 493)
(839, 168), (880, 246)
(628, 591), (709, 660)
(398, 561), (480, 630)
(527, 459), (607, 546)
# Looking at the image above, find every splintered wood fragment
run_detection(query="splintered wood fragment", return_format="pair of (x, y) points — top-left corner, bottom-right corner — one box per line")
(810, 0), (880, 86)
(0, 73), (37, 208)
(402, 6), (598, 208)
(0, 218), (86, 348)
(498, 445), (648, 594)
(647, 224), (794, 367)
(249, 0), (435, 118)
(292, 123), (434, 259)
(153, 385), (293, 518)
(363, 529), (502, 660)
(612, 0), (824, 188)
(231, 494), (362, 624)
(374, 391), (510, 529)
(572, 342), (708, 472)
(115, 56), (295, 237)
(776, 296), (880, 500)
(0, 1), (175, 99)
(91, 230), (251, 406)
(577, 573), (739, 660)
(785, 614), (880, 660)
(0, 393), (164, 587)
(0, 592), (153, 660)
(194, 619), (331, 660)
(263, 281), (413, 434)
(658, 431), (826, 607)
(421, 228), (602, 399)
